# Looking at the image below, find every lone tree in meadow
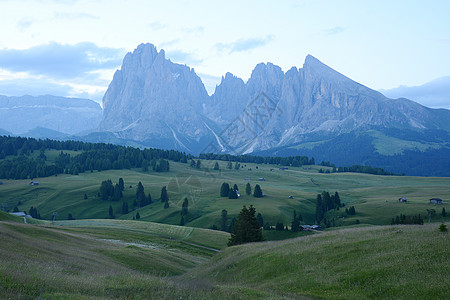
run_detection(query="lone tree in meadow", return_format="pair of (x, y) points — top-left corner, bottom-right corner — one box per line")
(181, 197), (188, 216)
(228, 205), (263, 246)
(108, 205), (114, 219)
(245, 182), (252, 195)
(253, 184), (263, 198)
(214, 162), (220, 170)
(220, 182), (230, 197)
(160, 186), (169, 203)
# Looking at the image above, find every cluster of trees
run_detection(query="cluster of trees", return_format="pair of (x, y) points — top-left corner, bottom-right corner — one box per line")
(135, 181), (152, 208)
(228, 205), (263, 246)
(345, 206), (356, 215)
(99, 178), (124, 201)
(315, 191), (342, 224)
(28, 206), (41, 219)
(199, 153), (314, 167)
(0, 136), (183, 180)
(319, 161), (395, 175)
(220, 182), (263, 198)
(391, 214), (424, 225)
(161, 186), (169, 209)
(220, 182), (239, 199)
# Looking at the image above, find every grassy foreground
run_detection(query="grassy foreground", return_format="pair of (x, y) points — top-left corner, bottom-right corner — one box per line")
(187, 224), (450, 299)
(1, 209), (448, 299)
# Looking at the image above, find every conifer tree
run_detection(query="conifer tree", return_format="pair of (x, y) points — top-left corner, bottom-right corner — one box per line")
(228, 188), (238, 199)
(220, 182), (230, 197)
(213, 162), (219, 170)
(257, 213), (264, 228)
(160, 186), (169, 203)
(228, 205), (263, 246)
(245, 182), (252, 195)
(253, 184), (263, 198)
(108, 205), (114, 218)
(221, 209), (228, 232)
(181, 197), (188, 216)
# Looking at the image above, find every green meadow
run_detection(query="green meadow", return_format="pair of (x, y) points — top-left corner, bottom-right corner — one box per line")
(1, 153), (449, 298)
(0, 157), (448, 228)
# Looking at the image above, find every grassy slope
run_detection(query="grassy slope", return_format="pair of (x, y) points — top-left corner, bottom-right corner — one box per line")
(187, 224), (450, 299)
(1, 159), (449, 229)
(0, 217), (233, 299)
(1, 215), (448, 299)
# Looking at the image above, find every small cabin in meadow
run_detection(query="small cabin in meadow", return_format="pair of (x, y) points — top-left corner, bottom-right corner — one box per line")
(429, 198), (443, 204)
(29, 181), (39, 186)
(398, 197), (407, 203)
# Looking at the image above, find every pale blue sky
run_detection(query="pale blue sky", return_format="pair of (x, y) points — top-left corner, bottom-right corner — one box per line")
(0, 0), (449, 106)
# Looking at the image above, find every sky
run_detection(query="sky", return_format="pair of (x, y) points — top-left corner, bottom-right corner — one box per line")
(0, 0), (449, 108)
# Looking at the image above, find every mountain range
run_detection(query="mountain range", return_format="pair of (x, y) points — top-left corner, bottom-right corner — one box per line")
(1, 43), (449, 175)
(0, 95), (102, 136)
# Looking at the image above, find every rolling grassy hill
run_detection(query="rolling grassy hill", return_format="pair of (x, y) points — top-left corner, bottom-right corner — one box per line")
(1, 157), (448, 231)
(186, 223), (450, 299)
(1, 210), (448, 299)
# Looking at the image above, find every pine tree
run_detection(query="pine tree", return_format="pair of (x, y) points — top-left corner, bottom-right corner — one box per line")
(228, 205), (263, 246)
(253, 184), (263, 198)
(214, 162), (219, 170)
(135, 211), (140, 219)
(68, 213), (74, 220)
(181, 197), (188, 216)
(108, 205), (114, 219)
(220, 182), (230, 197)
(291, 210), (300, 232)
(113, 184), (122, 201)
(118, 178), (124, 191)
(245, 182), (252, 195)
(257, 213), (264, 228)
(334, 191), (341, 207)
(442, 207), (447, 217)
(136, 181), (146, 206)
(228, 188), (238, 199)
(160, 186), (169, 203)
(84, 193), (88, 200)
(221, 209), (228, 232)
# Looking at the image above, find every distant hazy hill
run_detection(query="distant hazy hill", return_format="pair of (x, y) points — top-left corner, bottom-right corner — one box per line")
(0, 95), (102, 135)
(380, 76), (450, 109)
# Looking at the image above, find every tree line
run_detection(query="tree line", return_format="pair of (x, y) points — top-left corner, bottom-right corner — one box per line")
(0, 136), (183, 179)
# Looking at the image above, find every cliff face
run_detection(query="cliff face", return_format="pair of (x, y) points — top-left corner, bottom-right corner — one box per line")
(99, 43), (450, 154)
(99, 43), (212, 152)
